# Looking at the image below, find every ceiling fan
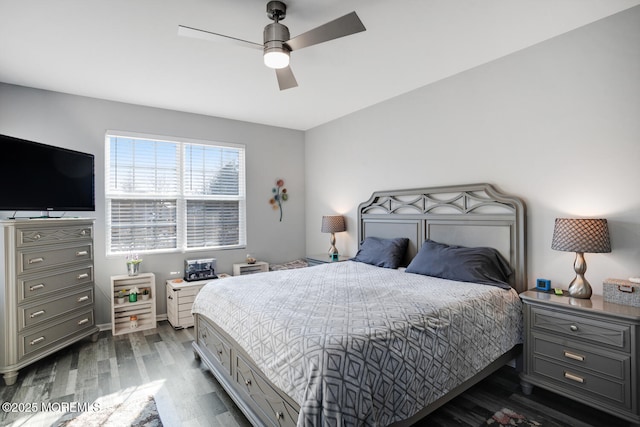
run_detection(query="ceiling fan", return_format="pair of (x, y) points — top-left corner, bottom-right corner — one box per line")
(178, 1), (366, 90)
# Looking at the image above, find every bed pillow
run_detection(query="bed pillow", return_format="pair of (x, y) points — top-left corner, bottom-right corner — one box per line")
(405, 239), (513, 289)
(352, 236), (410, 269)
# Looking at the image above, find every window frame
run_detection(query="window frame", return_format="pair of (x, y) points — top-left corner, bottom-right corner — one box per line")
(105, 131), (246, 256)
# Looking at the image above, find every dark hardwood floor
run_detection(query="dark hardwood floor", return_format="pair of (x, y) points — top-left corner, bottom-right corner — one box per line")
(0, 321), (628, 427)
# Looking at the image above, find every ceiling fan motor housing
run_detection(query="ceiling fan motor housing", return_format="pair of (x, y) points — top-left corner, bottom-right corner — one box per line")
(264, 22), (291, 54)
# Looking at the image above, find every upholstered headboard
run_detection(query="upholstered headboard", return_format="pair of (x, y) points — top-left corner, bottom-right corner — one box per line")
(357, 183), (527, 293)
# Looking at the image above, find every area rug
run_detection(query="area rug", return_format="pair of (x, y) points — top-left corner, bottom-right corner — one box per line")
(55, 394), (162, 427)
(485, 407), (541, 426)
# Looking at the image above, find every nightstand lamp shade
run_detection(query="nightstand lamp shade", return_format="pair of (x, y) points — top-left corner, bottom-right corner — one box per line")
(551, 218), (611, 299)
(321, 215), (346, 257)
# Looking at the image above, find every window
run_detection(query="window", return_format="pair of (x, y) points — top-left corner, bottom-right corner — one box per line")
(105, 132), (246, 255)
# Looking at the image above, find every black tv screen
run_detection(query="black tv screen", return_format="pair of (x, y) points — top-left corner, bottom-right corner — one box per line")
(0, 134), (95, 212)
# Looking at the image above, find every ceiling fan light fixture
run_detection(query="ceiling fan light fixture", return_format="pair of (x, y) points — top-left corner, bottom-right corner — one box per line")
(264, 47), (290, 69)
(263, 21), (290, 69)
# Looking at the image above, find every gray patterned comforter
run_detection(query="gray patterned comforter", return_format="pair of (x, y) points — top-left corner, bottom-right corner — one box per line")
(192, 261), (523, 426)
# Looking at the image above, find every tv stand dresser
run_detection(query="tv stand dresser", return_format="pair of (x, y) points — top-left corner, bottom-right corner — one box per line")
(0, 218), (99, 385)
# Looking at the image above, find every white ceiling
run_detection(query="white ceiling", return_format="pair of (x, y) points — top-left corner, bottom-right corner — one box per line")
(1, 0), (639, 131)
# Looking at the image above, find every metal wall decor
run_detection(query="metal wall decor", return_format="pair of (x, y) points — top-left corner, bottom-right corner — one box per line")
(269, 179), (288, 221)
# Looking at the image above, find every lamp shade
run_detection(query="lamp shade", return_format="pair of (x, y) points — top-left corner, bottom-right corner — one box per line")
(321, 215), (346, 233)
(551, 218), (611, 253)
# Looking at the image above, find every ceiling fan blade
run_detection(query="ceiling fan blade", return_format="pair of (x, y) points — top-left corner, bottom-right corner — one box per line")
(178, 25), (262, 50)
(285, 11), (365, 51)
(276, 66), (298, 90)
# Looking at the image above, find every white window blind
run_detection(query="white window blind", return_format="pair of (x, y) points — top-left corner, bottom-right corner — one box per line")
(105, 132), (246, 255)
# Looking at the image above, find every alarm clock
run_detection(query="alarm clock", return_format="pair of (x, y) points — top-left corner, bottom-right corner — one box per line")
(536, 278), (551, 291)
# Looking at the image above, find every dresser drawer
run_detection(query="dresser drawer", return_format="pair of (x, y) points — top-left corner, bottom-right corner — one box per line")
(19, 266), (93, 303)
(18, 243), (93, 275)
(236, 354), (298, 427)
(532, 332), (629, 380)
(197, 316), (232, 374)
(20, 288), (94, 330)
(20, 309), (95, 359)
(532, 356), (631, 410)
(16, 224), (93, 247)
(531, 306), (630, 351)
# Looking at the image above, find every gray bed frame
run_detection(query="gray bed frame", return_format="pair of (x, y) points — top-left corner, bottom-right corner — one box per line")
(192, 183), (527, 426)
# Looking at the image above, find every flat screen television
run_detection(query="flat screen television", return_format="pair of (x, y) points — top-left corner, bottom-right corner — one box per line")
(0, 134), (95, 214)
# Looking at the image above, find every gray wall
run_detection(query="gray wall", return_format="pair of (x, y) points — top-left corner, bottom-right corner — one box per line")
(0, 83), (306, 325)
(305, 6), (640, 295)
(1, 6), (639, 329)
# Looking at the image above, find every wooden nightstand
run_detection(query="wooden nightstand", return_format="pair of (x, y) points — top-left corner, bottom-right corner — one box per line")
(306, 254), (350, 266)
(520, 290), (640, 425)
(111, 273), (157, 336)
(166, 278), (209, 329)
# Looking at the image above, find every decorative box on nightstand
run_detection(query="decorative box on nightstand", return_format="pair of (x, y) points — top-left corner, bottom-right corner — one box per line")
(520, 290), (640, 425)
(166, 278), (211, 329)
(232, 261), (269, 276)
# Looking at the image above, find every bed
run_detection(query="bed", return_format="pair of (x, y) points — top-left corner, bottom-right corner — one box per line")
(191, 183), (527, 426)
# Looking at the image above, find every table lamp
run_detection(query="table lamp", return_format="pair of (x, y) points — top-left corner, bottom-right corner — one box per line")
(551, 218), (611, 299)
(321, 215), (346, 259)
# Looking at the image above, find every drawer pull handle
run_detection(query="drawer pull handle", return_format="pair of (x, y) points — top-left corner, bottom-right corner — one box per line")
(29, 283), (45, 291)
(30, 336), (45, 346)
(245, 379), (252, 386)
(78, 318), (90, 326)
(30, 310), (46, 318)
(34, 233), (41, 240)
(564, 372), (584, 383)
(563, 351), (585, 362)
(275, 411), (283, 420)
(28, 257), (44, 264)
(569, 324), (578, 332)
(618, 285), (634, 293)
(76, 250), (88, 257)
(168, 295), (173, 300)
(81, 229), (88, 236)
(77, 296), (90, 303)
(77, 273), (90, 279)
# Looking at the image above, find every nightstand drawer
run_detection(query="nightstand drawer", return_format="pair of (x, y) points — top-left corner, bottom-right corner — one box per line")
(531, 306), (629, 351)
(532, 356), (630, 409)
(532, 332), (629, 380)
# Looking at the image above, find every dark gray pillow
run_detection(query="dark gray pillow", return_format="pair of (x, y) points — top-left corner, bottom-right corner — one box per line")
(352, 237), (410, 269)
(405, 240), (513, 289)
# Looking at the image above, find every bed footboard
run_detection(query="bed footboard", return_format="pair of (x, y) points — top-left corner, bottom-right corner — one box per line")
(193, 313), (299, 427)
(194, 311), (521, 427)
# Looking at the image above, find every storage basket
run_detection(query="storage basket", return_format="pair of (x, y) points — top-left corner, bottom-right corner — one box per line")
(603, 278), (640, 307)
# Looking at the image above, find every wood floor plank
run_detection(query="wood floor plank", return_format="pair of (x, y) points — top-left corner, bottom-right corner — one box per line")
(64, 368), (78, 397)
